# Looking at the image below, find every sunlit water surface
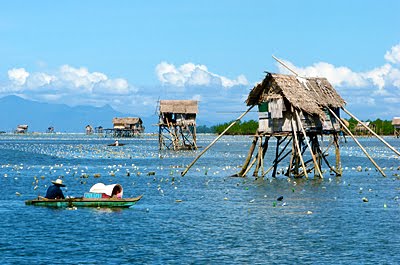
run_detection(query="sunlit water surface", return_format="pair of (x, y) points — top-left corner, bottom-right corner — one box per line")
(0, 134), (399, 264)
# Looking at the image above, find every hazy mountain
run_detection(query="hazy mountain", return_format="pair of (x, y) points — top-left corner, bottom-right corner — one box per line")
(0, 95), (141, 133)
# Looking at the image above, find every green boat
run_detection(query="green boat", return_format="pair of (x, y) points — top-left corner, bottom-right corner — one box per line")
(25, 195), (143, 208)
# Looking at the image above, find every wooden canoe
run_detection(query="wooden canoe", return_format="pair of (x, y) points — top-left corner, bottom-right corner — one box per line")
(25, 195), (142, 208)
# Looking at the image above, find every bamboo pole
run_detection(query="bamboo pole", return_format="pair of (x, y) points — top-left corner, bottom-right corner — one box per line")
(295, 110), (324, 178)
(328, 108), (387, 177)
(181, 105), (255, 176)
(342, 107), (400, 157)
(272, 55), (298, 76)
(291, 117), (309, 179)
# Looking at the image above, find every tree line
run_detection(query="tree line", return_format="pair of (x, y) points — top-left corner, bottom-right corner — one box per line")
(197, 118), (396, 135)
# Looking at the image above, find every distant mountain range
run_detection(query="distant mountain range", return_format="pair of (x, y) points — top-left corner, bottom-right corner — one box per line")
(0, 95), (160, 133)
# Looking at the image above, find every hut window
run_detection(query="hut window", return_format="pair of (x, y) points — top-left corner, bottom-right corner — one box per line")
(269, 98), (284, 119)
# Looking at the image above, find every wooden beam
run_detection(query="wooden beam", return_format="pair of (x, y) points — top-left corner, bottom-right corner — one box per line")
(295, 110), (324, 178)
(328, 108), (386, 177)
(342, 107), (400, 157)
(291, 117), (309, 179)
(181, 105), (255, 176)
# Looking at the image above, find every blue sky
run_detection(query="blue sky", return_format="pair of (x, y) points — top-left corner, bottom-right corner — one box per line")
(1, 0), (399, 123)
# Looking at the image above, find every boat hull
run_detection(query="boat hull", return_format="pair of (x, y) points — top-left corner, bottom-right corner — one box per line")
(25, 195), (142, 208)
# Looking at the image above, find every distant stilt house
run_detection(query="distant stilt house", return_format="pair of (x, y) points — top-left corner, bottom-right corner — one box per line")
(355, 121), (375, 136)
(111, 117), (144, 137)
(392, 117), (400, 138)
(85, 125), (94, 135)
(237, 72), (346, 178)
(158, 100), (198, 150)
(15, 124), (28, 134)
(47, 126), (54, 133)
(95, 126), (104, 134)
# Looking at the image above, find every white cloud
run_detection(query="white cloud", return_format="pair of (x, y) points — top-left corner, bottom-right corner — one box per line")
(277, 43), (400, 92)
(156, 61), (248, 88)
(384, 43), (400, 64)
(8, 68), (30, 86)
(27, 72), (57, 89)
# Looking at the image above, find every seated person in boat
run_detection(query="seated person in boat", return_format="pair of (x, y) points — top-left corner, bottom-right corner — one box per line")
(115, 140), (119, 146)
(87, 183), (123, 199)
(45, 179), (66, 199)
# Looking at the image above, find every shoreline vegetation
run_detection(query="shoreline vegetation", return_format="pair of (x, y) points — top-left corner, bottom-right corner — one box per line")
(197, 118), (396, 136)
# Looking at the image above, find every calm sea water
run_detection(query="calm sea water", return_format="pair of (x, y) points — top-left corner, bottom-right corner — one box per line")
(0, 133), (399, 264)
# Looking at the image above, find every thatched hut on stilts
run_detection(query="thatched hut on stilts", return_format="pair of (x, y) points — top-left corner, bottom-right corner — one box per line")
(236, 72), (345, 179)
(158, 100), (198, 150)
(181, 57), (400, 178)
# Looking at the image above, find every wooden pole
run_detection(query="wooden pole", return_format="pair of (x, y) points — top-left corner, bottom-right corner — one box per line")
(253, 135), (264, 177)
(181, 105), (255, 176)
(291, 117), (309, 179)
(328, 108), (387, 177)
(237, 135), (258, 177)
(333, 133), (342, 176)
(342, 107), (400, 157)
(295, 110), (324, 178)
(272, 55), (299, 76)
(272, 136), (282, 178)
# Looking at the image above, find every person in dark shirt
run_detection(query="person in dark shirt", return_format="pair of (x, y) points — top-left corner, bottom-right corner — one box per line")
(45, 179), (66, 199)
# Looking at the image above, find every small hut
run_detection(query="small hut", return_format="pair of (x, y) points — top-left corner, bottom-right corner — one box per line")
(85, 125), (93, 135)
(112, 117), (144, 137)
(392, 117), (400, 138)
(158, 100), (198, 150)
(355, 121), (375, 136)
(16, 124), (28, 134)
(237, 72), (346, 178)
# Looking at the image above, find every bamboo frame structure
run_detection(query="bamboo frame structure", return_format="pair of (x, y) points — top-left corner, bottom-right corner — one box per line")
(158, 100), (198, 151)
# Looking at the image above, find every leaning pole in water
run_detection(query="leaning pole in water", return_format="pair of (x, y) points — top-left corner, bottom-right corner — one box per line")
(181, 106), (254, 176)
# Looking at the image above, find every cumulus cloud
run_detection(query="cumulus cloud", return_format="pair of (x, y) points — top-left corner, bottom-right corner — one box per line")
(277, 43), (400, 92)
(4, 65), (134, 95)
(156, 62), (248, 88)
(384, 44), (400, 64)
(8, 68), (30, 86)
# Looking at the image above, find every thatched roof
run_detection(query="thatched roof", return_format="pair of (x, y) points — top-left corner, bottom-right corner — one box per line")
(392, 117), (400, 126)
(113, 117), (142, 125)
(159, 100), (198, 114)
(246, 73), (346, 118)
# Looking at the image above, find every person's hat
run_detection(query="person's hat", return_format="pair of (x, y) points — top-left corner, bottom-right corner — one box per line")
(51, 179), (66, 187)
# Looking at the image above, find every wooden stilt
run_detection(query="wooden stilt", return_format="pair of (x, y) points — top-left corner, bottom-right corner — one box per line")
(237, 135), (258, 177)
(286, 138), (295, 177)
(253, 135), (264, 177)
(272, 136), (282, 178)
(328, 108), (387, 177)
(253, 136), (270, 177)
(295, 110), (323, 178)
(291, 117), (309, 179)
(333, 133), (342, 176)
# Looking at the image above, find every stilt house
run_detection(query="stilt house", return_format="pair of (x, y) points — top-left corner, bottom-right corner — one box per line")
(158, 100), (198, 150)
(392, 117), (400, 138)
(85, 125), (93, 135)
(16, 124), (28, 134)
(112, 117), (144, 137)
(355, 121), (375, 136)
(238, 72), (346, 178)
